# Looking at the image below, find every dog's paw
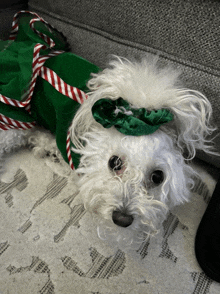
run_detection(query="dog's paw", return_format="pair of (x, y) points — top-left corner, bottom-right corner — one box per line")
(28, 129), (58, 158)
(45, 158), (72, 177)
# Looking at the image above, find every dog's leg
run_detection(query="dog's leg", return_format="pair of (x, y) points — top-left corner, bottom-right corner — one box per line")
(27, 128), (72, 176)
(0, 128), (72, 177)
(27, 128), (59, 158)
(0, 128), (58, 174)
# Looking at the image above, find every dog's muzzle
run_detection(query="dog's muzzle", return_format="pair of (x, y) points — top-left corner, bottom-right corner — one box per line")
(112, 210), (134, 227)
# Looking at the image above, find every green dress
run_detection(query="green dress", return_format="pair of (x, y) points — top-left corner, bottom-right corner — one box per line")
(0, 12), (100, 169)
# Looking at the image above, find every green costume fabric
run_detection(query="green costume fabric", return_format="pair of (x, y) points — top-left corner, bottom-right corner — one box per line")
(0, 13), (100, 168)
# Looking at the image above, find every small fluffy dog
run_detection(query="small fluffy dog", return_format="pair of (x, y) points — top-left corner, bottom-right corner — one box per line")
(0, 57), (216, 243)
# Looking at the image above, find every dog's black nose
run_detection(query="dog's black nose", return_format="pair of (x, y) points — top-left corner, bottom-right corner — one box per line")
(112, 210), (133, 227)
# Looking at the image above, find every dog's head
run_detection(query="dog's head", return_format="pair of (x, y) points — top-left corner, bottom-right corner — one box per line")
(69, 57), (215, 243)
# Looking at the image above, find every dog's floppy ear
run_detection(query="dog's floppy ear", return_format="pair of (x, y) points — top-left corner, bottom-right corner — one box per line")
(165, 89), (216, 158)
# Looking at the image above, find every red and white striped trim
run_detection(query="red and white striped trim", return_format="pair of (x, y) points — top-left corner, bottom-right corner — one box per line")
(30, 18), (55, 48)
(9, 10), (54, 42)
(0, 114), (36, 130)
(66, 130), (74, 170)
(24, 45), (64, 113)
(0, 93), (26, 107)
(40, 66), (88, 103)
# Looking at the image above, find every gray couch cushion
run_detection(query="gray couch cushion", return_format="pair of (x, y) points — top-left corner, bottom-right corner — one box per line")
(31, 0), (219, 70)
(9, 0), (220, 167)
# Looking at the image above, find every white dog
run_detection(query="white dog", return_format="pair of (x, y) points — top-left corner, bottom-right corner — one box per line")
(0, 57), (216, 243)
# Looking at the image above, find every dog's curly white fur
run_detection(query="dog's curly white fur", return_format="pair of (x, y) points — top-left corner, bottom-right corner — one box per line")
(0, 57), (216, 243)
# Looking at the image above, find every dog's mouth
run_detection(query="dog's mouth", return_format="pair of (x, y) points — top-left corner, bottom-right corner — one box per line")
(95, 215), (153, 246)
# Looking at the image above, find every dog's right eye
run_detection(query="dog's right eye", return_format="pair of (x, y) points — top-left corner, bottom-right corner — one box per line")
(108, 155), (123, 171)
(151, 170), (164, 185)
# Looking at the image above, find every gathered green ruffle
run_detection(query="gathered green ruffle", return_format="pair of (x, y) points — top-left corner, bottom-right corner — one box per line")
(92, 98), (173, 136)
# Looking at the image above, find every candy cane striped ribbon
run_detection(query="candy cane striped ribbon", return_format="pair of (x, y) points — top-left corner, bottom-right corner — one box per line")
(66, 130), (74, 170)
(25, 46), (64, 113)
(0, 114), (36, 130)
(9, 10), (55, 43)
(39, 66), (88, 103)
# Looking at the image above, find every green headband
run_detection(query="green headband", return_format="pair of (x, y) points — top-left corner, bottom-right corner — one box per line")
(92, 98), (173, 136)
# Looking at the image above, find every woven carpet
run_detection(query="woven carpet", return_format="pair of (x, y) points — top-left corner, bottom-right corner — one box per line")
(0, 148), (220, 294)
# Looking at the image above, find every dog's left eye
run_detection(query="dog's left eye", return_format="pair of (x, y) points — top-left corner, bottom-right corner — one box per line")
(151, 170), (164, 185)
(108, 155), (123, 171)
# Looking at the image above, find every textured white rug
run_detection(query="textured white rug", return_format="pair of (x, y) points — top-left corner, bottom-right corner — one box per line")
(0, 149), (220, 294)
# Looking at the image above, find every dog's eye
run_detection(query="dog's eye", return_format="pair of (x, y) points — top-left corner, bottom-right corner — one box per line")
(151, 170), (164, 185)
(108, 155), (123, 171)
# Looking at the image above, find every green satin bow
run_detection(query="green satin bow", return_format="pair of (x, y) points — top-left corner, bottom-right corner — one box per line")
(92, 98), (173, 136)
